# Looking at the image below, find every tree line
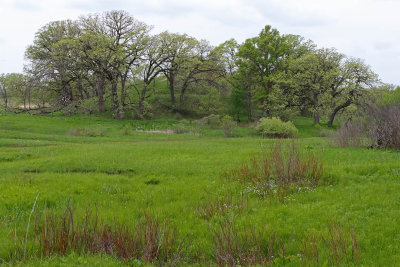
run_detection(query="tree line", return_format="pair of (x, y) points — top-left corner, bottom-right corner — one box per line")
(0, 10), (385, 125)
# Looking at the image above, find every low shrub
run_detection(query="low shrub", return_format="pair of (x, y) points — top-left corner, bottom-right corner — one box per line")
(122, 124), (134, 136)
(224, 142), (323, 200)
(68, 128), (107, 137)
(171, 123), (191, 134)
(193, 114), (221, 127)
(220, 115), (237, 137)
(254, 117), (298, 138)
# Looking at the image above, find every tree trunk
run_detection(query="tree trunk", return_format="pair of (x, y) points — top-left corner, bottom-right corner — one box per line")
(96, 76), (106, 112)
(247, 89), (253, 122)
(168, 74), (175, 106)
(314, 111), (320, 125)
(138, 85), (148, 118)
(327, 112), (336, 127)
(4, 90), (7, 110)
(119, 75), (127, 118)
(77, 80), (84, 100)
(328, 99), (352, 127)
(28, 87), (31, 110)
(179, 82), (188, 105)
(110, 79), (120, 118)
(138, 95), (145, 118)
(313, 92), (320, 124)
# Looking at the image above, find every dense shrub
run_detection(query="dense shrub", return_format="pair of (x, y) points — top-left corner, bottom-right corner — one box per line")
(220, 115), (237, 137)
(367, 105), (400, 149)
(254, 117), (298, 138)
(331, 105), (400, 149)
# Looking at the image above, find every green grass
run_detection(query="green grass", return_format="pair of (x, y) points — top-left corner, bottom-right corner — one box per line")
(0, 114), (399, 265)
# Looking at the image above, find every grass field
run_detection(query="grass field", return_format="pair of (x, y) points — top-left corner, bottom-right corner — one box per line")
(0, 114), (399, 266)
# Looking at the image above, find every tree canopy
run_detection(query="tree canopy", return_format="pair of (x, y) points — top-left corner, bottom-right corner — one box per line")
(0, 10), (383, 125)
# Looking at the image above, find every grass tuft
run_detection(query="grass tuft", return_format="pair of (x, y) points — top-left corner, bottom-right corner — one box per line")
(225, 141), (323, 200)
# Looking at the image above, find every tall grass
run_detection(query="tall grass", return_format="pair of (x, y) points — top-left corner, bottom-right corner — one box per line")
(331, 121), (365, 147)
(30, 206), (185, 265)
(301, 223), (360, 265)
(212, 219), (360, 266)
(212, 218), (283, 266)
(196, 195), (248, 220)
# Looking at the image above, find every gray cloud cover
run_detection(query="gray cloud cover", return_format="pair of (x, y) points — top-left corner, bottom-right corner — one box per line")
(0, 0), (399, 85)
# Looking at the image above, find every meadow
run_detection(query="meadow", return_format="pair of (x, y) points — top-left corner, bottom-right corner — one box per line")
(0, 114), (399, 266)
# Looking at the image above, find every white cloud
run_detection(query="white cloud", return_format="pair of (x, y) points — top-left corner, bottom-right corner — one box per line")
(0, 0), (399, 84)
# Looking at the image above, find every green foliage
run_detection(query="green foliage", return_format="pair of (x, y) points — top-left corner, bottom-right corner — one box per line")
(220, 115), (237, 137)
(193, 114), (221, 127)
(171, 123), (191, 134)
(254, 117), (298, 138)
(379, 86), (400, 106)
(8, 11), (378, 124)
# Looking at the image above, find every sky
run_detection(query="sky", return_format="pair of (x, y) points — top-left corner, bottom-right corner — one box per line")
(0, 0), (399, 85)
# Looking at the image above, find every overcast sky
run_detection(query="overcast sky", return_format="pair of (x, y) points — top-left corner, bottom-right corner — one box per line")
(0, 0), (399, 85)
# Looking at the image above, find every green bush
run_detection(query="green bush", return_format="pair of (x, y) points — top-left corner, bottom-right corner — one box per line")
(193, 114), (221, 127)
(122, 124), (134, 136)
(254, 117), (298, 138)
(172, 123), (190, 134)
(220, 115), (237, 137)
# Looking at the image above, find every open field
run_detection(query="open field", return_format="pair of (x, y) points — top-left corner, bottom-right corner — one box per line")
(0, 114), (400, 266)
